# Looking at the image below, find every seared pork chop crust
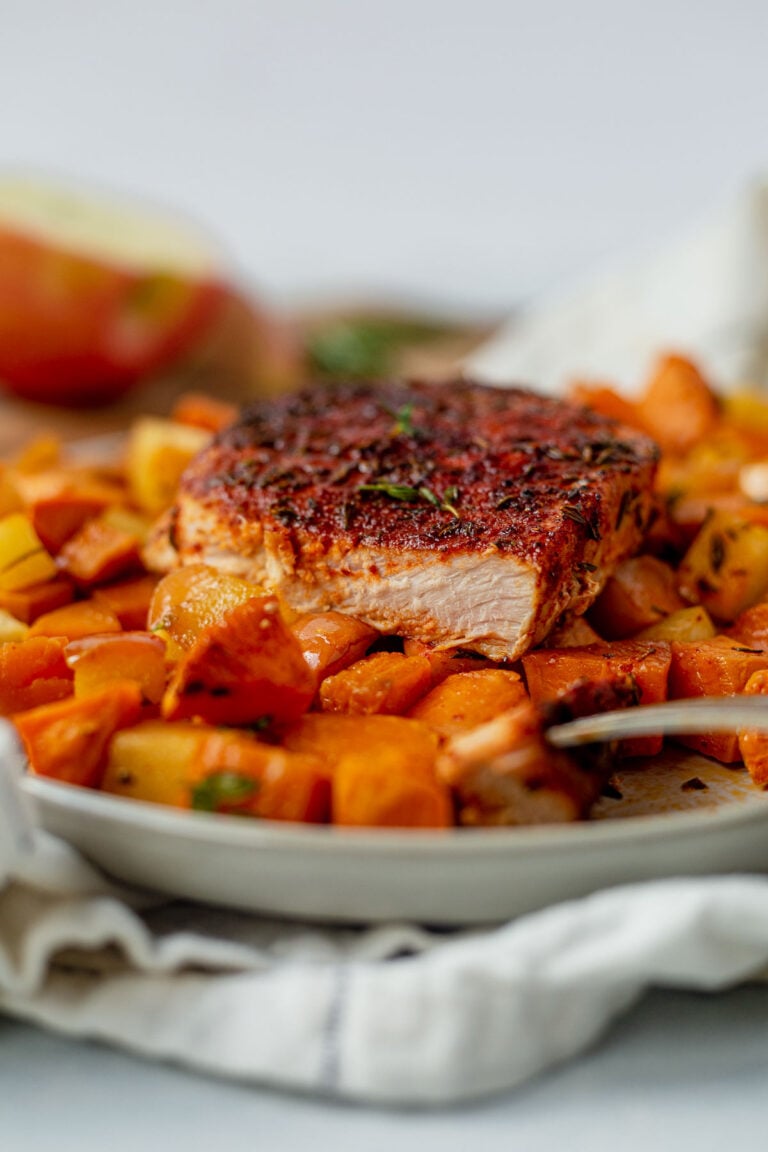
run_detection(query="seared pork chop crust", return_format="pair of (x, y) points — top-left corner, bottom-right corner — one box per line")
(148, 380), (659, 659)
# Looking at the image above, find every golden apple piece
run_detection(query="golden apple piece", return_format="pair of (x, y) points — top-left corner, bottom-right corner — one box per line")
(126, 416), (211, 515)
(0, 513), (57, 591)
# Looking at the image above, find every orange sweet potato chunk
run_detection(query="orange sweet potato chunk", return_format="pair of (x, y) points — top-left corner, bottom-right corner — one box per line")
(29, 600), (122, 641)
(283, 712), (439, 771)
(319, 651), (432, 715)
(522, 641), (671, 756)
(727, 600), (768, 650)
(0, 636), (73, 715)
(0, 575), (74, 623)
(409, 669), (528, 737)
(668, 636), (768, 762)
(738, 669), (768, 787)
(636, 354), (719, 455)
(588, 555), (685, 639)
(14, 680), (143, 787)
(568, 382), (643, 428)
(283, 713), (450, 827)
(401, 639), (491, 684)
(58, 518), (141, 587)
(162, 595), (316, 726)
(333, 754), (453, 828)
(189, 731), (331, 822)
(91, 575), (159, 631)
(30, 489), (113, 555)
(170, 392), (239, 433)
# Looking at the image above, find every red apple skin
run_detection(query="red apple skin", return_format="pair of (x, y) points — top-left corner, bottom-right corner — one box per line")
(0, 227), (227, 406)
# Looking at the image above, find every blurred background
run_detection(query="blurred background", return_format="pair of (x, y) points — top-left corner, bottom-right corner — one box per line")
(0, 0), (767, 443)
(3, 0), (767, 317)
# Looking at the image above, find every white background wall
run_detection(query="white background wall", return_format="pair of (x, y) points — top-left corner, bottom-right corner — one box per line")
(1, 0), (767, 314)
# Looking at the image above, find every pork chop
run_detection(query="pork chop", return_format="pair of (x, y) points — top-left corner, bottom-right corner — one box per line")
(144, 380), (659, 660)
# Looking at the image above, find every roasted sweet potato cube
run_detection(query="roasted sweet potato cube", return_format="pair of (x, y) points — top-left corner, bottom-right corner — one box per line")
(285, 714), (448, 826)
(292, 611), (378, 680)
(12, 434), (61, 474)
(162, 595), (316, 726)
(333, 744), (452, 828)
(669, 637), (768, 762)
(65, 632), (168, 704)
(0, 574), (74, 623)
(92, 575), (159, 631)
(189, 731), (331, 822)
(58, 517), (142, 587)
(171, 392), (239, 433)
(0, 636), (73, 715)
(522, 641), (672, 756)
(568, 382), (643, 428)
(677, 511), (768, 622)
(588, 555), (685, 639)
(15, 680), (143, 787)
(283, 713), (440, 775)
(737, 670), (768, 787)
(29, 600), (122, 641)
(148, 564), (263, 651)
(319, 651), (432, 715)
(30, 489), (114, 554)
(636, 354), (719, 455)
(409, 669), (528, 737)
(0, 465), (23, 516)
(401, 638), (492, 684)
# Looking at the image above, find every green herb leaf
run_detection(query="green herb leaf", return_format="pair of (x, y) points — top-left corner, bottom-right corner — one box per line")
(390, 403), (415, 437)
(359, 482), (424, 502)
(418, 486), (440, 506)
(359, 482), (460, 517)
(191, 772), (259, 813)
(306, 318), (457, 380)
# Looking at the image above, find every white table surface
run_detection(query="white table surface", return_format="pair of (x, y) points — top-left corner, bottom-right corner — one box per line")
(3, 1), (768, 1142)
(3, 985), (768, 1151)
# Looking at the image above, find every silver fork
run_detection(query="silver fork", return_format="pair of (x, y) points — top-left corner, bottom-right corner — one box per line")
(546, 695), (768, 748)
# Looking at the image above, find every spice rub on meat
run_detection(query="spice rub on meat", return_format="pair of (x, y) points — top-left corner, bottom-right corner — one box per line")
(145, 380), (660, 660)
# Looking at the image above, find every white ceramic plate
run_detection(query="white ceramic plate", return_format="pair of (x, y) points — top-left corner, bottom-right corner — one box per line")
(21, 750), (768, 925)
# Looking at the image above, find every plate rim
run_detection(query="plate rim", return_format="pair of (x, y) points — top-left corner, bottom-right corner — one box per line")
(21, 771), (768, 856)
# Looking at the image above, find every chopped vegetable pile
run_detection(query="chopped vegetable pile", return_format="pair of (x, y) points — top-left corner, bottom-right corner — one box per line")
(6, 356), (768, 828)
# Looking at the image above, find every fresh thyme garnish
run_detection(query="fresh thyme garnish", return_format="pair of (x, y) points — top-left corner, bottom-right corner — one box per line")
(359, 482), (461, 517)
(387, 402), (415, 437)
(359, 482), (424, 501)
(191, 772), (259, 813)
(441, 485), (461, 517)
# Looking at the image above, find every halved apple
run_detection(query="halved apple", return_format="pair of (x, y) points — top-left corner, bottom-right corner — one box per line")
(0, 178), (229, 405)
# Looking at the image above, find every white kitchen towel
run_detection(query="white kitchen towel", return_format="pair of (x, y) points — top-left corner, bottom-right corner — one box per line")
(5, 184), (768, 1105)
(3, 723), (768, 1104)
(468, 180), (768, 397)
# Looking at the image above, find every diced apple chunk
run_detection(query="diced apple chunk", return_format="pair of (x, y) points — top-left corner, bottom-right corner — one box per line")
(127, 417), (211, 514)
(0, 513), (57, 591)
